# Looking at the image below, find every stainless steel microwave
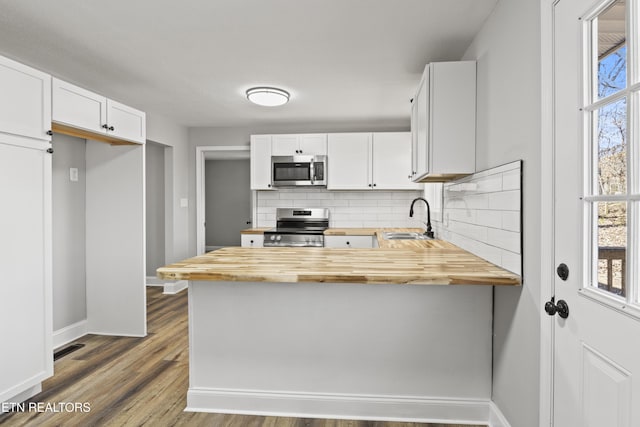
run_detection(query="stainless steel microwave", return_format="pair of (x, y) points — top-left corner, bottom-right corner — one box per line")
(271, 155), (326, 187)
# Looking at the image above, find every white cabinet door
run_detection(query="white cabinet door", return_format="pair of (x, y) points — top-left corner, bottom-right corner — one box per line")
(0, 137), (52, 402)
(272, 134), (327, 155)
(411, 61), (476, 182)
(0, 55), (51, 141)
(52, 78), (146, 144)
(241, 234), (264, 247)
(271, 134), (299, 155)
(52, 77), (107, 135)
(251, 135), (273, 190)
(106, 99), (146, 144)
(415, 68), (429, 178)
(327, 133), (371, 190)
(410, 97), (418, 179)
(298, 134), (327, 155)
(324, 235), (374, 248)
(372, 132), (421, 190)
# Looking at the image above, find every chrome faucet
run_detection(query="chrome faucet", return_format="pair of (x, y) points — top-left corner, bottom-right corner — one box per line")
(409, 197), (434, 238)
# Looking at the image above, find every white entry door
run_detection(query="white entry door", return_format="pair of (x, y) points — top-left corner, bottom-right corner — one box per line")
(553, 0), (640, 426)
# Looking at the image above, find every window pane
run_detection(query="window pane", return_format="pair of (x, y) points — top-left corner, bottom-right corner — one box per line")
(596, 0), (627, 100)
(596, 98), (627, 195)
(594, 201), (627, 297)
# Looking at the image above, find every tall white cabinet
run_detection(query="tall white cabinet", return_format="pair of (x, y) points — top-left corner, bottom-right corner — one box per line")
(0, 55), (53, 403)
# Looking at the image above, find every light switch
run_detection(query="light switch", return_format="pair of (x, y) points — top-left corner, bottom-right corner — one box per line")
(69, 168), (79, 182)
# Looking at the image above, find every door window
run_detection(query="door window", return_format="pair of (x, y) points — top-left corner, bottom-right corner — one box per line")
(583, 0), (640, 307)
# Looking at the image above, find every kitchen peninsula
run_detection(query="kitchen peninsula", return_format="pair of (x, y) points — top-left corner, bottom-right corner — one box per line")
(157, 232), (520, 422)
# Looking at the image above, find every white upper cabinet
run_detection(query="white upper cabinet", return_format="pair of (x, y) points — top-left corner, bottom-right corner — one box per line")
(0, 55), (51, 142)
(272, 134), (327, 156)
(411, 61), (476, 182)
(372, 132), (421, 190)
(52, 78), (106, 135)
(250, 135), (274, 190)
(327, 133), (371, 190)
(328, 132), (419, 190)
(52, 78), (146, 144)
(106, 99), (146, 143)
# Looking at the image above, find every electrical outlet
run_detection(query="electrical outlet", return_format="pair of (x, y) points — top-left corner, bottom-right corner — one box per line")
(69, 168), (78, 182)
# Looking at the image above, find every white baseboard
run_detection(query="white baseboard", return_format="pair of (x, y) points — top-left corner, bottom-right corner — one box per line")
(163, 280), (188, 295)
(53, 320), (88, 350)
(489, 401), (511, 427)
(2, 384), (41, 408)
(186, 388), (491, 425)
(146, 276), (187, 295)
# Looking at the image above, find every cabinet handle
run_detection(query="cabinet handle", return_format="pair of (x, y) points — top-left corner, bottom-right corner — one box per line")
(102, 124), (109, 129)
(368, 184), (372, 187)
(250, 240), (254, 244)
(46, 130), (53, 136)
(46, 148), (54, 154)
(108, 126), (115, 131)
(373, 183), (377, 187)
(268, 184), (272, 188)
(346, 241), (350, 245)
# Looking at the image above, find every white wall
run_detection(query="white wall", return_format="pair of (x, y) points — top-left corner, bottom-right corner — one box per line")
(146, 142), (166, 276)
(146, 112), (190, 263)
(462, 0), (542, 425)
(51, 134), (86, 331)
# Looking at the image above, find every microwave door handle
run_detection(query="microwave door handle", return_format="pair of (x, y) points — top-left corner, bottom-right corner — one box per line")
(310, 162), (315, 185)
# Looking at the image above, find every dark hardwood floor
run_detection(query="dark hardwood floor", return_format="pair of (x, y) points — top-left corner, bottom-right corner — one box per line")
(0, 287), (483, 427)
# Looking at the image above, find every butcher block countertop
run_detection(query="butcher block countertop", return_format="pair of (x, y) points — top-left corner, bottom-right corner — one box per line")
(158, 229), (521, 285)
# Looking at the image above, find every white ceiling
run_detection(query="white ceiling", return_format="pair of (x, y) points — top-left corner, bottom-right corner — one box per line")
(0, 0), (497, 127)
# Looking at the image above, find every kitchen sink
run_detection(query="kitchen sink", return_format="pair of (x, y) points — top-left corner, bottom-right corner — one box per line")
(382, 232), (433, 240)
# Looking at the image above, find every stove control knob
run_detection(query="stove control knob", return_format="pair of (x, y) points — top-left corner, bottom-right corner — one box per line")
(270, 235), (276, 241)
(276, 235), (282, 241)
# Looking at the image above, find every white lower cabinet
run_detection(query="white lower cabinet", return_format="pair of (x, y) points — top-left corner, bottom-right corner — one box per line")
(241, 234), (265, 248)
(324, 235), (375, 249)
(0, 136), (53, 402)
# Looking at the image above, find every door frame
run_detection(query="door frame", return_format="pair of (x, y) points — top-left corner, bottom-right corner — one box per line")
(195, 145), (250, 255)
(540, 0), (557, 425)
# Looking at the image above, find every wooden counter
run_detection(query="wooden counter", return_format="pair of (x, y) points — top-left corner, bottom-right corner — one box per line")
(157, 244), (521, 286)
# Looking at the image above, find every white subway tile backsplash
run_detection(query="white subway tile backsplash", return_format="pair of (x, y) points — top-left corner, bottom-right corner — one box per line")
(441, 160), (522, 276)
(487, 228), (521, 254)
(475, 210), (503, 229)
(488, 190), (520, 211)
(502, 169), (521, 191)
(502, 211), (521, 232)
(255, 189), (423, 229)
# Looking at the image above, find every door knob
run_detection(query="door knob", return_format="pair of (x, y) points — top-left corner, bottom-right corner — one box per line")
(544, 297), (569, 319)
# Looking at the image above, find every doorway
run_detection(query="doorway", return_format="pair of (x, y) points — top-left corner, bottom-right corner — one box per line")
(195, 146), (251, 254)
(548, 0), (640, 425)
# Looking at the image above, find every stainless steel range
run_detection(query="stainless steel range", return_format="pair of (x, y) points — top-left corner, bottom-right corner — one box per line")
(263, 208), (329, 247)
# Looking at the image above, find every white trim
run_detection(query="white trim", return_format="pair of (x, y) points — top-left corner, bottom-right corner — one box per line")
(2, 384), (42, 407)
(488, 401), (511, 427)
(53, 320), (88, 350)
(186, 388), (491, 425)
(146, 276), (187, 294)
(540, 0), (555, 426)
(195, 145), (250, 255)
(163, 280), (188, 295)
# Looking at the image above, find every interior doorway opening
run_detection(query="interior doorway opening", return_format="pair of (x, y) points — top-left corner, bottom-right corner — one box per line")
(196, 146), (251, 254)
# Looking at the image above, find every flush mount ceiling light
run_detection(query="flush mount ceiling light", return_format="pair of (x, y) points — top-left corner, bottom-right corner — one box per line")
(246, 87), (290, 107)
